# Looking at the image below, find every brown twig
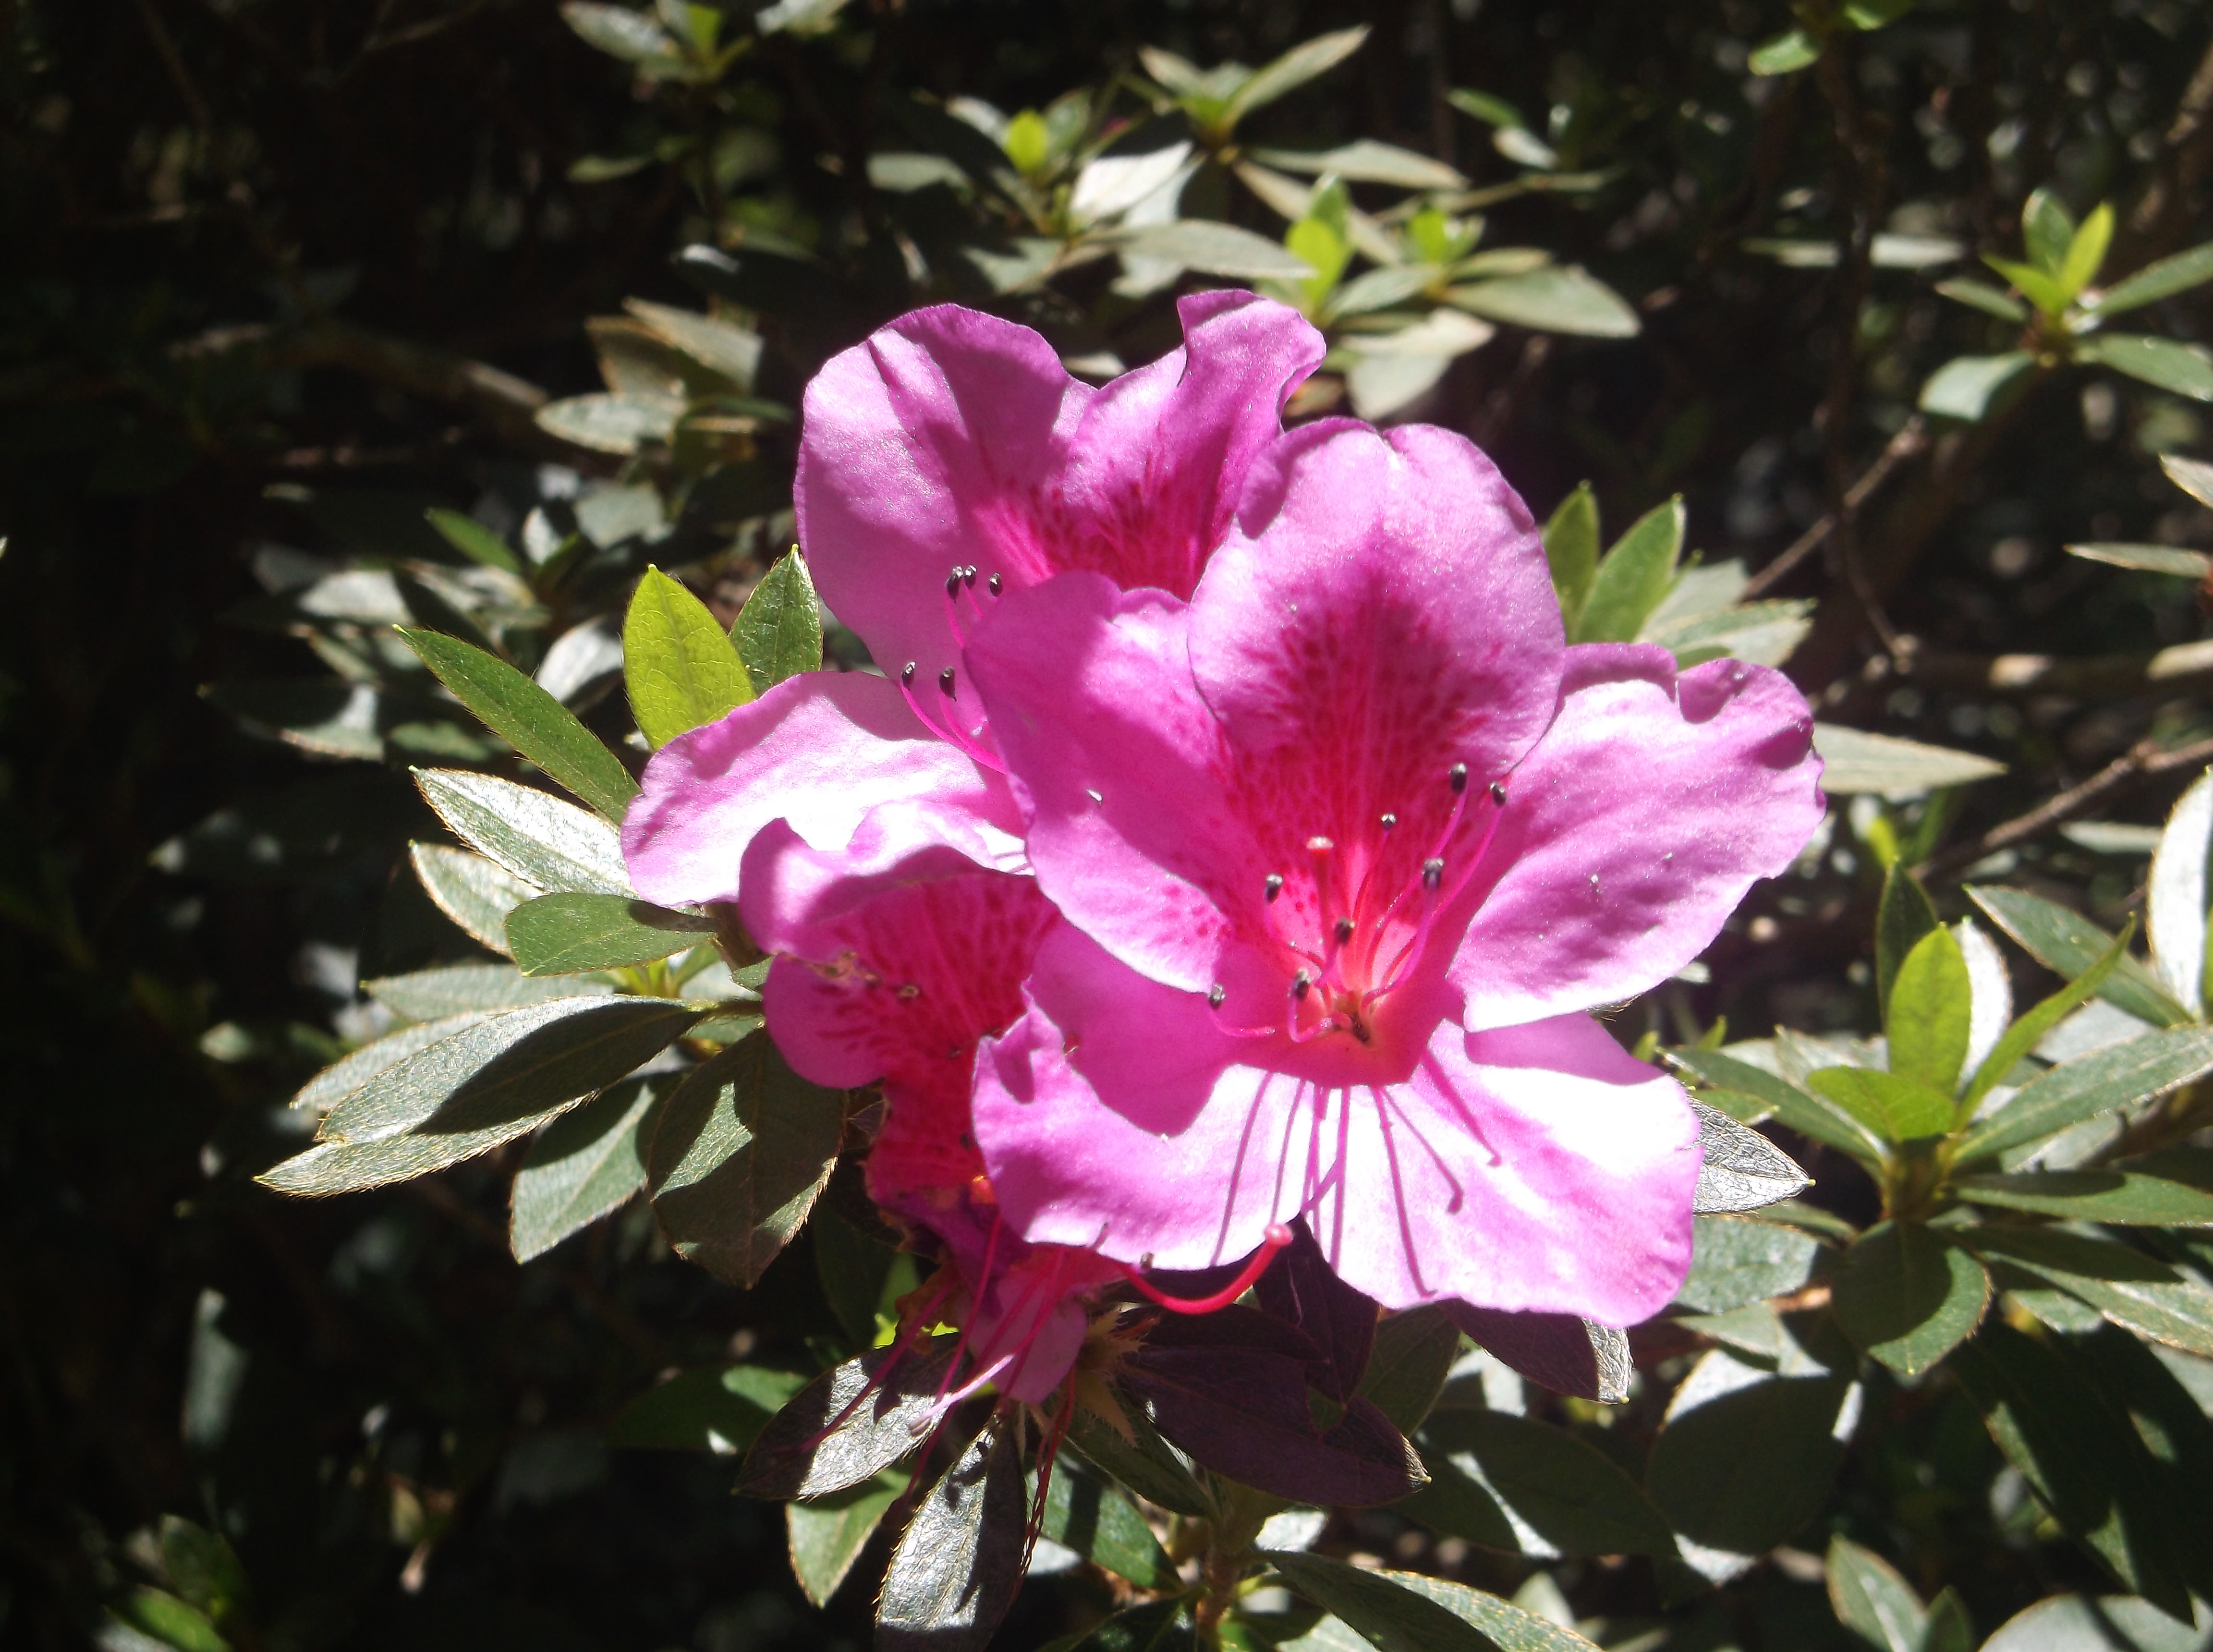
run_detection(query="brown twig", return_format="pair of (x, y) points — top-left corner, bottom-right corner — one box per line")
(1741, 415), (1929, 599)
(1915, 735), (2213, 882)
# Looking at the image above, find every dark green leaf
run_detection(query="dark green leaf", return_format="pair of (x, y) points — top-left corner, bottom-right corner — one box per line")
(290, 1012), (492, 1116)
(1673, 1215), (1824, 1312)
(814, 1195), (909, 1348)
(1035, 1458), (1177, 1588)
(1968, 887), (2190, 1027)
(1954, 1158), (2213, 1226)
(1966, 1228), (2213, 1356)
(1443, 1306), (1632, 1404)
(2095, 239), (2213, 315)
(732, 549), (823, 688)
(1066, 1397), (1212, 1518)
(1357, 1307), (1461, 1433)
(425, 507), (522, 574)
(1876, 864), (1941, 1013)
(113, 1588), (227, 1652)
(623, 565), (754, 749)
(740, 1336), (958, 1498)
(1921, 1590), (1975, 1652)
(1918, 351), (2034, 420)
(2079, 335), (2213, 402)
(1961, 921), (2136, 1113)
(401, 631), (638, 823)
(506, 891), (714, 975)
(1808, 1066), (1955, 1143)
(607, 1364), (807, 1453)
(156, 1516), (250, 1625)
(365, 962), (607, 1021)
(511, 1077), (663, 1261)
(409, 841), (539, 957)
(646, 1032), (843, 1288)
(2055, 1324), (2213, 1596)
(1417, 1409), (1677, 1556)
(415, 769), (632, 897)
(1829, 1222), (1990, 1375)
(788, 1470), (908, 1606)
(1647, 1351), (1852, 1560)
(1056, 1598), (1198, 1652)
(1540, 483), (1599, 628)
(1981, 1594), (2213, 1652)
(1826, 1534), (1928, 1652)
(1957, 1026), (2213, 1161)
(1887, 925), (1973, 1095)
(1690, 1101), (1812, 1214)
(1372, 1574), (1602, 1652)
(1571, 498), (1681, 643)
(878, 1418), (1028, 1652)
(1268, 1552), (1496, 1652)
(1398, 1450), (1520, 1551)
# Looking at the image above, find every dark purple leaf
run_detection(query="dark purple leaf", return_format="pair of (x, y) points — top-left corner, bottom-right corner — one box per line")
(1445, 1304), (1631, 1403)
(1255, 1219), (1380, 1401)
(1143, 1302), (1324, 1362)
(738, 1335), (957, 1500)
(878, 1416), (1028, 1652)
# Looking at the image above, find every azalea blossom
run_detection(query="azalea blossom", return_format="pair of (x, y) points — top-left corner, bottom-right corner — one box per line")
(962, 419), (1824, 1325)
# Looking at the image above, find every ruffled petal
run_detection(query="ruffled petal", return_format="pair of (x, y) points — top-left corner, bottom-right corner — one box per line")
(620, 671), (1022, 907)
(1450, 644), (1824, 1030)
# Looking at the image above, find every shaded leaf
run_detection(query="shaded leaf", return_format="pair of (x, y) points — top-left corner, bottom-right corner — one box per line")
(732, 549), (823, 689)
(1268, 1552), (1496, 1652)
(1035, 1458), (1177, 1589)
(1058, 1598), (1198, 1652)
(1673, 1215), (1823, 1312)
(1443, 1305), (1631, 1403)
(1398, 1450), (1520, 1551)
(1647, 1351), (1853, 1563)
(415, 769), (632, 897)
(1980, 1594), (2212, 1652)
(1065, 1397), (1212, 1519)
(1257, 1219), (1380, 1403)
(1418, 1409), (1676, 1556)
(607, 1364), (808, 1454)
(1826, 1534), (1928, 1652)
(409, 841), (539, 957)
(878, 1419), (1027, 1652)
(1375, 1573), (1602, 1652)
(1356, 1307), (1461, 1433)
(1829, 1222), (1990, 1375)
(788, 1470), (907, 1606)
(511, 1076), (663, 1261)
(740, 1337), (959, 1498)
(1953, 1157), (2213, 1225)
(1965, 1228), (2213, 1356)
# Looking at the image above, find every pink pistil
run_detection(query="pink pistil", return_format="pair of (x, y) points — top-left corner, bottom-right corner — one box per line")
(1119, 1222), (1294, 1313)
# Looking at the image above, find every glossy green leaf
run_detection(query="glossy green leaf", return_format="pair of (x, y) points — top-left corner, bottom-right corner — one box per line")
(1673, 1215), (1823, 1312)
(1807, 1067), (1955, 1142)
(1968, 887), (2192, 1027)
(1967, 1228), (2213, 1356)
(1918, 351), (2034, 420)
(1954, 1156), (2213, 1226)
(401, 630), (638, 823)
(1887, 925), (1973, 1094)
(1829, 1222), (1990, 1375)
(646, 1032), (843, 1288)
(290, 1012), (493, 1116)
(623, 566), (754, 750)
(1827, 1534), (1928, 1652)
(1268, 1552), (1498, 1652)
(1747, 30), (1821, 76)
(1366, 1570), (1601, 1652)
(416, 769), (632, 897)
(511, 1076), (663, 1261)
(1668, 1048), (1883, 1159)
(1961, 920), (2135, 1113)
(1035, 1458), (1178, 1588)
(1417, 1409), (1676, 1556)
(1573, 498), (1682, 643)
(1876, 863), (1941, 1009)
(1448, 267), (1641, 339)
(409, 841), (540, 957)
(878, 1420), (1027, 1652)
(425, 506), (522, 574)
(787, 1470), (907, 1606)
(732, 549), (823, 688)
(2095, 239), (2213, 314)
(1647, 1351), (1853, 1563)
(2079, 334), (2213, 402)
(1357, 1306), (1462, 1434)
(607, 1364), (807, 1453)
(1957, 1024), (2213, 1160)
(506, 890), (714, 975)
(1541, 484), (1599, 629)
(2023, 187), (2076, 274)
(1066, 1398), (1212, 1519)
(364, 962), (605, 1021)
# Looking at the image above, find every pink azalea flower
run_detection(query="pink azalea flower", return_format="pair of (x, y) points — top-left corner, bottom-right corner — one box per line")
(961, 419), (1825, 1326)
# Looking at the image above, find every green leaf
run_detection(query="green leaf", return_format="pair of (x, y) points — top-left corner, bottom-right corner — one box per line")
(1057, 1599), (1199, 1652)
(1541, 484), (1600, 629)
(314, 995), (697, 1147)
(646, 1032), (843, 1288)
(2079, 334), (2213, 402)
(1357, 1307), (1462, 1434)
(1827, 1534), (1928, 1652)
(560, 1), (678, 64)
(1066, 1398), (1212, 1519)
(1807, 1067), (1955, 1142)
(624, 298), (762, 387)
(416, 769), (632, 897)
(1960, 919), (2137, 1113)
(2148, 771), (2213, 1016)
(608, 1363), (808, 1453)
(623, 567), (755, 749)
(1829, 1222), (1990, 1375)
(425, 506), (523, 574)
(1888, 925), (1973, 1094)
(1842, 0), (1912, 27)
(1981, 1594), (2213, 1652)
(1220, 26), (1370, 131)
(290, 1013), (494, 1116)
(1572, 498), (1682, 643)
(1954, 1160), (2213, 1226)
(400, 631), (640, 823)
(1357, 1570), (1603, 1652)
(1416, 1410), (1677, 1556)
(1747, 29), (1821, 75)
(1691, 1101), (1812, 1213)
(1876, 864), (1941, 1010)
(1812, 724), (2006, 797)
(506, 891), (714, 975)
(1647, 1351), (1854, 1564)
(1268, 1552), (1500, 1652)
(1251, 139), (1465, 191)
(787, 1470), (908, 1606)
(2065, 540), (2213, 577)
(1933, 278), (2030, 321)
(2059, 203), (2116, 300)
(1956, 1024), (2213, 1161)
(409, 842), (539, 957)
(878, 1419), (1027, 1652)
(739, 1338), (958, 1498)
(2023, 188), (2078, 275)
(1667, 1048), (1883, 1160)
(1967, 1228), (2213, 1356)
(1398, 1451), (1520, 1551)
(1116, 219), (1321, 280)
(1673, 1215), (1823, 1312)
(157, 1516), (250, 1625)
(2164, 451), (2213, 509)
(1035, 1458), (1179, 1588)
(1918, 351), (2035, 420)
(511, 1076), (663, 1261)
(1921, 1590), (1975, 1652)
(364, 962), (606, 1021)
(1968, 887), (2193, 1028)
(2093, 239), (2213, 315)
(1448, 267), (1641, 338)
(1987, 255), (2074, 315)
(113, 1588), (228, 1652)
(732, 550), (823, 688)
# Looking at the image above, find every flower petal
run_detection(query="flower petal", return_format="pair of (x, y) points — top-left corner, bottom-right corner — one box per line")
(1451, 644), (1824, 1030)
(620, 670), (1022, 907)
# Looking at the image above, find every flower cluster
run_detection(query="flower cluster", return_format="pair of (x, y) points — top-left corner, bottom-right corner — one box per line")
(622, 291), (1824, 1411)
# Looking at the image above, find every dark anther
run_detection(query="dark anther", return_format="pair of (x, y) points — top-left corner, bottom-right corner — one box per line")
(962, 566), (978, 587)
(1422, 857), (1445, 890)
(1292, 970), (1312, 1000)
(901, 661), (918, 685)
(1449, 763), (1469, 794)
(1490, 781), (1508, 806)
(1380, 812), (1398, 832)
(988, 573), (1003, 595)
(938, 668), (957, 696)
(946, 570), (962, 597)
(1334, 917), (1355, 945)
(1265, 874), (1285, 902)
(1208, 984), (1227, 1008)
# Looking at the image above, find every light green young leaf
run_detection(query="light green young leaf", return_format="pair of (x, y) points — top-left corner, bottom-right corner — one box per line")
(2078, 334), (2213, 402)
(506, 891), (714, 975)
(1829, 1222), (1990, 1376)
(2093, 239), (2213, 315)
(415, 769), (632, 897)
(2022, 187), (2077, 276)
(2058, 202), (2115, 301)
(2148, 769), (2213, 1015)
(1985, 255), (2072, 316)
(1918, 351), (2034, 420)
(732, 550), (824, 689)
(1572, 497), (1682, 643)
(1826, 1533), (1929, 1652)
(1968, 887), (2192, 1027)
(1887, 925), (1973, 1093)
(511, 1076), (664, 1260)
(1747, 29), (1821, 75)
(1808, 1066), (1956, 1142)
(624, 566), (755, 749)
(1876, 863), (1942, 1013)
(425, 507), (523, 574)
(1541, 483), (1600, 628)
(1957, 1023), (2213, 1160)
(1959, 919), (2135, 1114)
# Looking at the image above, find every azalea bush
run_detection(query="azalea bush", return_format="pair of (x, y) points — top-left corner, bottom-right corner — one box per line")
(11, 3), (2213, 1652)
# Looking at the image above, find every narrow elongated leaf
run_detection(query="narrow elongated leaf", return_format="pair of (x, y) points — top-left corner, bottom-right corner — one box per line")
(1356, 1307), (1461, 1433)
(1572, 498), (1681, 643)
(1692, 1101), (1812, 1213)
(2096, 239), (2213, 314)
(1034, 1459), (1177, 1588)
(1986, 255), (2072, 316)
(2149, 770), (2213, 1016)
(1969, 887), (2192, 1028)
(1668, 1047), (1882, 1159)
(1814, 724), (2006, 797)
(290, 1013), (492, 1115)
(2060, 204), (2116, 299)
(2162, 451), (2213, 509)
(1954, 1160), (2213, 1225)
(1827, 1534), (1929, 1652)
(1918, 351), (2034, 420)
(263, 1103), (577, 1194)
(401, 631), (638, 822)
(607, 1364), (807, 1454)
(739, 1336), (959, 1498)
(1065, 1397), (1211, 1518)
(1935, 278), (2030, 321)
(1957, 1025), (2213, 1160)
(416, 769), (632, 897)
(1673, 1216), (1823, 1312)
(1450, 267), (1641, 338)
(1961, 921), (2135, 1112)
(507, 891), (714, 974)
(1417, 1410), (1676, 1556)
(878, 1420), (1027, 1652)
(1375, 1573), (1603, 1652)
(788, 1470), (907, 1606)
(511, 1077), (663, 1261)
(1542, 484), (1600, 628)
(1829, 1222), (1990, 1375)
(732, 550), (823, 688)
(365, 963), (604, 1021)
(1058, 1599), (1199, 1652)
(1220, 26), (1370, 127)
(1748, 29), (1820, 75)
(1966, 1228), (2213, 1355)
(1249, 139), (1464, 190)
(646, 1032), (844, 1288)
(1115, 219), (1319, 279)
(2055, 1324), (2213, 1596)
(1444, 1306), (1631, 1404)
(1887, 925), (1973, 1093)
(1268, 1553), (1496, 1652)
(410, 842), (539, 956)
(1981, 1594), (2213, 1652)
(1808, 1067), (1956, 1142)
(624, 567), (754, 748)
(1876, 864), (1942, 1011)
(2080, 334), (2213, 402)
(425, 507), (523, 574)
(2066, 540), (2213, 577)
